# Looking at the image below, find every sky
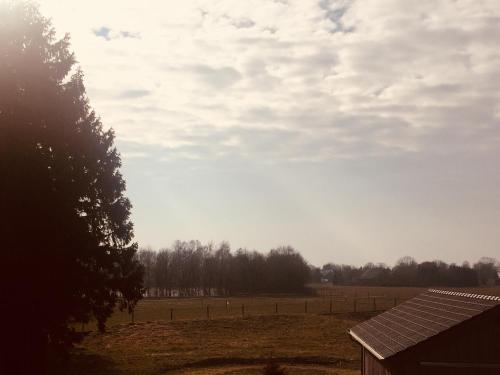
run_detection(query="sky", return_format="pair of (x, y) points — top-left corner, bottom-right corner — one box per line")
(38, 0), (500, 266)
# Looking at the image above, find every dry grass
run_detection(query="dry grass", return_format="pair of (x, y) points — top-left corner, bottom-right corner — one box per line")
(100, 294), (410, 328)
(66, 313), (370, 374)
(63, 286), (500, 374)
(311, 284), (500, 298)
(104, 297), (387, 327)
(166, 365), (360, 374)
(98, 285), (500, 328)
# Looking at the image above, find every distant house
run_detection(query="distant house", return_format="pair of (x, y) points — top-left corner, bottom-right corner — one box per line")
(349, 289), (500, 375)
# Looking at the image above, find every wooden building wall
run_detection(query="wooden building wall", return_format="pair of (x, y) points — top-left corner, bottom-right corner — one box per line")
(361, 306), (500, 375)
(363, 350), (393, 375)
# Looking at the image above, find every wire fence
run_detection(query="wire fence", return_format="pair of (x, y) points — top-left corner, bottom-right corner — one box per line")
(80, 295), (406, 330)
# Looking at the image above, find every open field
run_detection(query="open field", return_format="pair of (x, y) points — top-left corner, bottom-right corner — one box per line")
(64, 286), (500, 374)
(311, 284), (500, 299)
(99, 286), (425, 328)
(91, 285), (500, 328)
(65, 313), (369, 374)
(102, 295), (401, 327)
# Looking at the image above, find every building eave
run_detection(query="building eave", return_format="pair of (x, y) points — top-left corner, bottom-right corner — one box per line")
(349, 329), (385, 360)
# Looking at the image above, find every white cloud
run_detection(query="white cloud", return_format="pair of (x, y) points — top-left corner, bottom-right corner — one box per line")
(39, 0), (500, 163)
(33, 0), (500, 264)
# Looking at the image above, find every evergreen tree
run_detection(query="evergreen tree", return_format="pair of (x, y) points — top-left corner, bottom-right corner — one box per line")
(0, 2), (143, 371)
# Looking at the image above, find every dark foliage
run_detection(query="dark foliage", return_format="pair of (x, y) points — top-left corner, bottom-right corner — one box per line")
(0, 2), (143, 372)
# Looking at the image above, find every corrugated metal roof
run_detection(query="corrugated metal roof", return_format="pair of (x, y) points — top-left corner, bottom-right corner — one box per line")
(349, 289), (500, 360)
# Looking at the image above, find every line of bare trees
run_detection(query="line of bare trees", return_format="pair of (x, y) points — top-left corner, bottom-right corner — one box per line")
(138, 242), (499, 296)
(137, 241), (311, 297)
(314, 256), (500, 287)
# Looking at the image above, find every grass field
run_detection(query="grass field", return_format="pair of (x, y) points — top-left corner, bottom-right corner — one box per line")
(64, 285), (500, 374)
(103, 295), (401, 327)
(66, 313), (368, 374)
(100, 285), (425, 327)
(96, 285), (500, 327)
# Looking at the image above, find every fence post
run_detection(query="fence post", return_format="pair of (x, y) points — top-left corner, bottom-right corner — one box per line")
(131, 309), (135, 323)
(275, 303), (278, 314)
(226, 299), (229, 313)
(329, 298), (333, 313)
(241, 304), (245, 317)
(373, 298), (376, 311)
(207, 305), (210, 320)
(393, 297), (397, 307)
(170, 308), (173, 321)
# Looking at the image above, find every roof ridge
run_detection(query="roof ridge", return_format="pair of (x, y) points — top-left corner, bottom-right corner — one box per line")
(428, 288), (500, 302)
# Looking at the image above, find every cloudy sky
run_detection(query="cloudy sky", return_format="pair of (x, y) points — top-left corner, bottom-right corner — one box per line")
(39, 0), (500, 266)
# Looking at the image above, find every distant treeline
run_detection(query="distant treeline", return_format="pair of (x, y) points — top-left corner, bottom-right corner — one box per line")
(137, 241), (310, 296)
(138, 243), (500, 296)
(312, 256), (500, 287)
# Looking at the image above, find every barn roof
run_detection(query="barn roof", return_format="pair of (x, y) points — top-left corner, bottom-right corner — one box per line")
(349, 289), (500, 360)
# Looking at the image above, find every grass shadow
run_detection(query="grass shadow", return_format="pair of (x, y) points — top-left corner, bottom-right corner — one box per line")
(49, 347), (120, 375)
